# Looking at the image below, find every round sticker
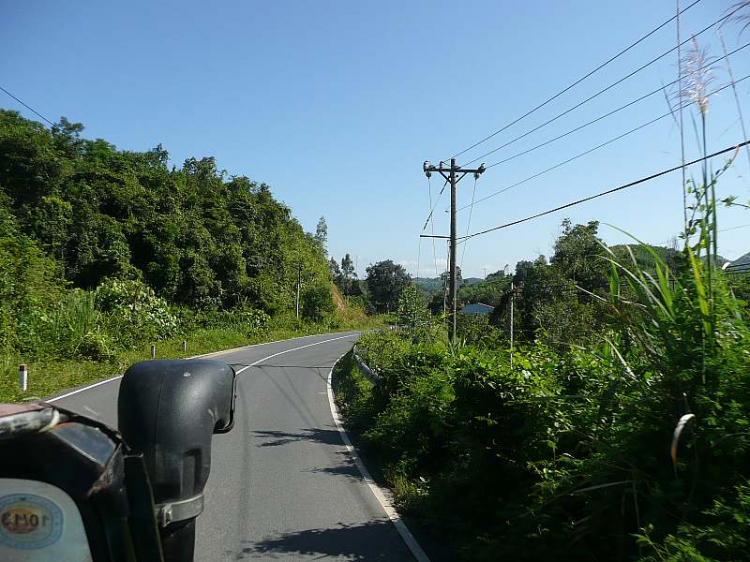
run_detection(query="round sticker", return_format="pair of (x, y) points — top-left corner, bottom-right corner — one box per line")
(0, 493), (63, 549)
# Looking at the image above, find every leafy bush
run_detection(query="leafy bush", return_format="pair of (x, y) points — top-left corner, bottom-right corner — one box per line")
(76, 331), (116, 361)
(455, 312), (499, 346)
(340, 209), (750, 560)
(94, 278), (178, 343)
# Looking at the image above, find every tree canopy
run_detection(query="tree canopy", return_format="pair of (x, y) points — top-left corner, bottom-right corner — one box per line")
(0, 110), (331, 313)
(365, 260), (410, 313)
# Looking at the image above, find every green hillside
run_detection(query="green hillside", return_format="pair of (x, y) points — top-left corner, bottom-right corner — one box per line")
(0, 110), (342, 401)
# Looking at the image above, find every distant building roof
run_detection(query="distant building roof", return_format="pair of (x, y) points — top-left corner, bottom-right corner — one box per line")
(460, 302), (495, 315)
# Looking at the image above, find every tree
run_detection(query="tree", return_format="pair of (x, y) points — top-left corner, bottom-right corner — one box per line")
(314, 216), (328, 254)
(551, 219), (607, 295)
(458, 269), (509, 307)
(396, 284), (430, 333)
(365, 260), (411, 313)
(340, 253), (359, 295)
(301, 284), (334, 322)
(329, 257), (342, 281)
(440, 265), (463, 289)
(0, 109), (332, 314)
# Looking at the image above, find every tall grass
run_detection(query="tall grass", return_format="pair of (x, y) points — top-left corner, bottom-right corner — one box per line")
(47, 291), (103, 356)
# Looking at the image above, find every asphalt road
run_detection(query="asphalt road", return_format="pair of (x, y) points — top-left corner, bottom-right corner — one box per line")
(52, 332), (416, 561)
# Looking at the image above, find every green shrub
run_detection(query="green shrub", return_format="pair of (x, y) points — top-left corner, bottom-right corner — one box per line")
(301, 284), (335, 322)
(76, 331), (116, 361)
(95, 278), (178, 343)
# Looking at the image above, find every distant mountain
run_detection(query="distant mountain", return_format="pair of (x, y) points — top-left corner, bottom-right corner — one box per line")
(725, 251), (750, 272)
(610, 244), (684, 271)
(414, 277), (443, 293)
(414, 276), (483, 294)
(732, 251), (750, 266)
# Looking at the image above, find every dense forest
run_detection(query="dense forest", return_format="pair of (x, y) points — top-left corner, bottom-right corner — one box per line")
(0, 110), (341, 399)
(0, 110), (331, 310)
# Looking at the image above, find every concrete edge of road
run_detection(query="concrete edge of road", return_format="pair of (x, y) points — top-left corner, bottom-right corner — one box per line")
(46, 331), (354, 403)
(326, 357), (432, 562)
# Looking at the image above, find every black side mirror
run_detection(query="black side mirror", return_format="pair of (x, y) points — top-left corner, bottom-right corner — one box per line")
(117, 359), (236, 562)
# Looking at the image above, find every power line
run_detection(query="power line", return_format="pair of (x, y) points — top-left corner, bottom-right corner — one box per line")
(461, 140), (750, 242)
(466, 41), (750, 170)
(426, 176), (440, 279)
(724, 260), (750, 274)
(455, 74), (750, 213)
(459, 114), (670, 211)
(677, 0), (688, 232)
(416, 234), (422, 281)
(461, 4), (745, 167)
(0, 85), (54, 126)
(719, 223), (750, 232)
(422, 178), (449, 231)
(460, 177), (479, 268)
(448, 0), (705, 161)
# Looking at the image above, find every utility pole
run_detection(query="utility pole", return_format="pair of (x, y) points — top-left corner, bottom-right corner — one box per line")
(510, 281), (514, 368)
(423, 159), (486, 343)
(504, 263), (514, 368)
(295, 261), (302, 318)
(442, 241), (449, 318)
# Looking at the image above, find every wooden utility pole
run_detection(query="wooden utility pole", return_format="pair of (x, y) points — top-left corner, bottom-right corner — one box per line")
(422, 159), (486, 342)
(510, 281), (514, 368)
(295, 261), (302, 318)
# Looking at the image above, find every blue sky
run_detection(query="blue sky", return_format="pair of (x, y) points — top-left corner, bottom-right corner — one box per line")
(2, 0), (749, 279)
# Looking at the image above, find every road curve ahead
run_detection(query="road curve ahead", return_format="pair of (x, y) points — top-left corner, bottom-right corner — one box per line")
(52, 332), (416, 561)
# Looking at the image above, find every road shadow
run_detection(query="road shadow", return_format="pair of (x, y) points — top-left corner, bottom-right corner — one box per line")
(253, 428), (343, 447)
(304, 454), (361, 480)
(237, 519), (412, 560)
(252, 363), (332, 383)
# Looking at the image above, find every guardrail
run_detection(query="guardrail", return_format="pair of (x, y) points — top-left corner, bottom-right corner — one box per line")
(352, 344), (378, 383)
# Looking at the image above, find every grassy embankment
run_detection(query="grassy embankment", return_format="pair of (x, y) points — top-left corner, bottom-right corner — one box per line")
(2, 312), (388, 404)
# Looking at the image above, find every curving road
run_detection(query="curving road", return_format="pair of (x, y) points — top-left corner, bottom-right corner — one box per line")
(50, 332), (416, 561)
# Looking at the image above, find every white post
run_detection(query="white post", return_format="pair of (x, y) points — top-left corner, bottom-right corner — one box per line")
(151, 345), (156, 359)
(182, 341), (187, 353)
(19, 364), (28, 391)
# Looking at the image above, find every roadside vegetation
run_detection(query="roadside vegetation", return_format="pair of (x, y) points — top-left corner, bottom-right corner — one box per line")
(0, 110), (385, 402)
(334, 163), (750, 559)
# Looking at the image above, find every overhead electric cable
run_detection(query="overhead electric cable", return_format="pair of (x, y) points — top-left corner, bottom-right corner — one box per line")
(464, 41), (750, 169)
(677, 0), (688, 231)
(426, 177), (441, 279)
(455, 74), (750, 213)
(416, 235), (422, 281)
(719, 223), (750, 232)
(461, 6), (746, 167)
(719, 30), (750, 172)
(422, 178), (448, 230)
(460, 177), (479, 268)
(461, 140), (750, 242)
(0, 85), (54, 125)
(448, 0), (705, 160)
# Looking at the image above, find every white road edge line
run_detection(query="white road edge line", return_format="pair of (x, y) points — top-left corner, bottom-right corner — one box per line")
(326, 359), (432, 562)
(48, 332), (356, 403)
(47, 376), (125, 403)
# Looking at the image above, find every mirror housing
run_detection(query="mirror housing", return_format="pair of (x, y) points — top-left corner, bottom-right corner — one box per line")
(117, 359), (236, 561)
